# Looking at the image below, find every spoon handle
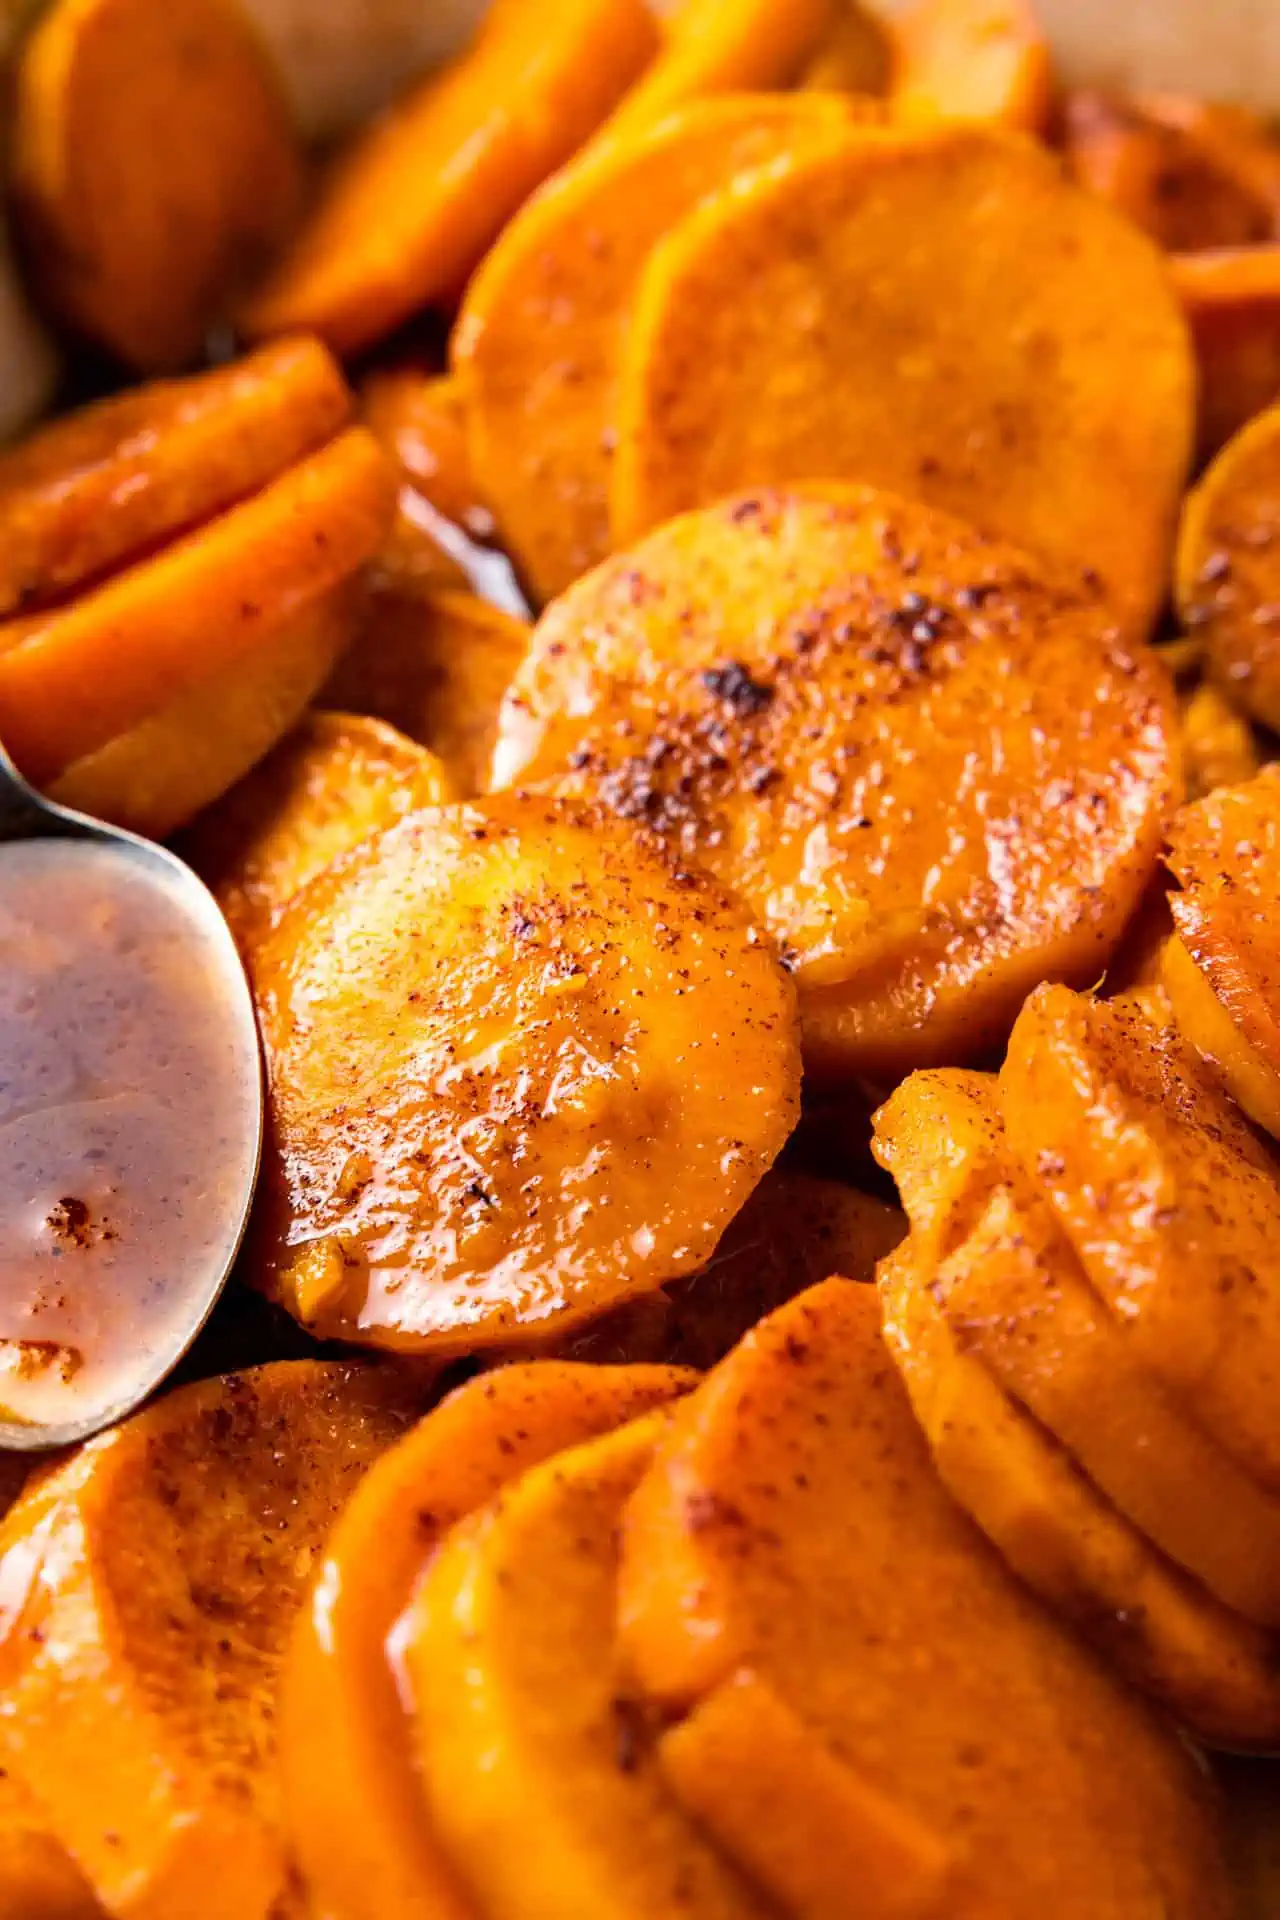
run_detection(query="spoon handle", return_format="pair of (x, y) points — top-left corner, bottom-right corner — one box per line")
(0, 744), (83, 843)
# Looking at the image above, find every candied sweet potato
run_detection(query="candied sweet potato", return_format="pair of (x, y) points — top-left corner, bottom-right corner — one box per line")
(0, 1769), (100, 1920)
(494, 485), (1177, 1082)
(610, 123), (1193, 640)
(283, 1361), (694, 1920)
(1178, 399), (1280, 727)
(0, 425), (394, 784)
(1161, 930), (1280, 1140)
(1179, 677), (1261, 801)
(618, 1280), (1233, 1910)
(250, 793), (801, 1351)
(801, 2), (889, 94)
(889, 0), (1051, 134)
(11, 0), (302, 371)
(1173, 248), (1280, 463)
(0, 1361), (427, 1920)
(240, 0), (658, 359)
(181, 708), (454, 951)
(361, 369), (491, 540)
(603, 0), (836, 142)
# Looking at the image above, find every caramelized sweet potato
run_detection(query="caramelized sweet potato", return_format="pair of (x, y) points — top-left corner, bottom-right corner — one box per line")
(1178, 398), (1280, 727)
(494, 485), (1177, 1082)
(1161, 931), (1280, 1139)
(1174, 248), (1280, 462)
(11, 0), (302, 371)
(603, 0), (836, 142)
(250, 793), (801, 1351)
(1179, 678), (1261, 801)
(890, 0), (1051, 134)
(455, 94), (862, 604)
(181, 708), (454, 950)
(610, 123), (1193, 639)
(0, 1769), (100, 1920)
(284, 1361), (694, 1920)
(801, 1), (889, 94)
(0, 1362), (428, 1920)
(240, 0), (658, 358)
(618, 1280), (1232, 1908)
(361, 369), (490, 540)
(0, 426), (394, 784)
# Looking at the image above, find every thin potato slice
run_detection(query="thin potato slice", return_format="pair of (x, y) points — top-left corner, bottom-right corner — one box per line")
(1180, 677), (1261, 801)
(455, 94), (865, 605)
(495, 485), (1176, 1081)
(284, 1362), (694, 1920)
(1179, 401), (1280, 727)
(610, 124), (1193, 640)
(0, 339), (350, 619)
(361, 369), (491, 539)
(890, 0), (1051, 133)
(0, 1362), (428, 1920)
(879, 1245), (1280, 1749)
(603, 0), (836, 143)
(1001, 983), (1280, 1492)
(0, 426), (394, 784)
(181, 708), (454, 951)
(12, 0), (302, 372)
(250, 792), (801, 1351)
(240, 0), (658, 359)
(618, 1281), (1233, 1908)
(1173, 248), (1280, 463)
(323, 583), (530, 795)
(1162, 933), (1280, 1141)
(406, 1414), (771, 1920)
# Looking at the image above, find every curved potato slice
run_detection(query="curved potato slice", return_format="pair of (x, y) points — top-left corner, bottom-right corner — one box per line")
(361, 370), (491, 540)
(1162, 933), (1280, 1141)
(880, 1247), (1280, 1749)
(1173, 247), (1280, 463)
(405, 1413), (772, 1920)
(619, 1280), (1233, 1908)
(0, 1768), (100, 1920)
(0, 339), (350, 620)
(250, 792), (801, 1351)
(611, 123), (1192, 640)
(455, 93), (864, 603)
(284, 1361), (695, 1920)
(601, 0), (835, 143)
(1180, 677), (1261, 801)
(1178, 398), (1280, 729)
(1001, 983), (1280, 1493)
(181, 708), (454, 951)
(240, 0), (658, 359)
(890, 0), (1051, 133)
(11, 0), (302, 372)
(0, 1361), (428, 1920)
(494, 484), (1176, 1081)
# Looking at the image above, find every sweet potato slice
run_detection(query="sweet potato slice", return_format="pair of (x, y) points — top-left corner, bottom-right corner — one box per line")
(1161, 931), (1280, 1140)
(889, 0), (1051, 134)
(250, 792), (801, 1351)
(0, 425), (394, 785)
(11, 0), (302, 371)
(0, 1770), (100, 1920)
(405, 1413), (771, 1920)
(0, 339), (350, 620)
(181, 708), (453, 951)
(494, 484), (1176, 1082)
(1179, 677), (1261, 801)
(0, 1361), (428, 1920)
(618, 1280), (1232, 1908)
(283, 1361), (694, 1920)
(455, 93), (862, 604)
(879, 1243), (1280, 1748)
(323, 583), (530, 795)
(801, 2), (890, 94)
(1178, 399), (1280, 727)
(240, 0), (658, 359)
(1174, 248), (1280, 463)
(1001, 982), (1280, 1493)
(361, 370), (491, 540)
(603, 0), (836, 142)
(611, 123), (1193, 640)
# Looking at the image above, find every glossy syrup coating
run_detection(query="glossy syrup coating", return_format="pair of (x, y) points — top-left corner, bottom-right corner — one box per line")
(1178, 399), (1280, 728)
(249, 792), (802, 1352)
(495, 484), (1177, 1082)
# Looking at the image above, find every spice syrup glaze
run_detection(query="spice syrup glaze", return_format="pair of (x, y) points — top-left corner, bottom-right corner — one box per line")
(0, 840), (260, 1429)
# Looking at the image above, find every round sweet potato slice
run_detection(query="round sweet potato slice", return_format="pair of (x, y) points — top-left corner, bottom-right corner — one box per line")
(610, 122), (1193, 640)
(1178, 398), (1280, 729)
(283, 1361), (694, 1920)
(890, 0), (1051, 133)
(11, 0), (302, 372)
(1161, 932), (1280, 1142)
(0, 1768), (100, 1920)
(360, 369), (491, 540)
(0, 1361), (429, 1920)
(1173, 247), (1280, 463)
(618, 1280), (1234, 1907)
(1179, 677), (1261, 802)
(494, 484), (1177, 1082)
(601, 0), (836, 143)
(249, 792), (801, 1352)
(1001, 983), (1280, 1494)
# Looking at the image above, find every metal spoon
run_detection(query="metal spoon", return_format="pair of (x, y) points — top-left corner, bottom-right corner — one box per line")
(0, 744), (263, 1449)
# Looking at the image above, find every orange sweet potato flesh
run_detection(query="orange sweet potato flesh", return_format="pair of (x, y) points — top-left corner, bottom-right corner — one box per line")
(890, 0), (1051, 134)
(11, 0), (301, 372)
(181, 708), (454, 952)
(494, 484), (1177, 1083)
(1173, 248), (1280, 463)
(0, 1770), (101, 1920)
(323, 584), (530, 795)
(1161, 931), (1280, 1141)
(283, 1361), (695, 1920)
(0, 1361), (428, 1920)
(0, 339), (350, 619)
(455, 93), (866, 604)
(0, 425), (394, 785)
(1001, 982), (1280, 1495)
(603, 0), (836, 143)
(1179, 677), (1260, 802)
(801, 2), (890, 94)
(879, 1240), (1280, 1748)
(1177, 399), (1280, 729)
(249, 792), (801, 1352)
(361, 370), (492, 541)
(240, 0), (658, 360)
(618, 1280), (1232, 1910)
(611, 123), (1193, 641)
